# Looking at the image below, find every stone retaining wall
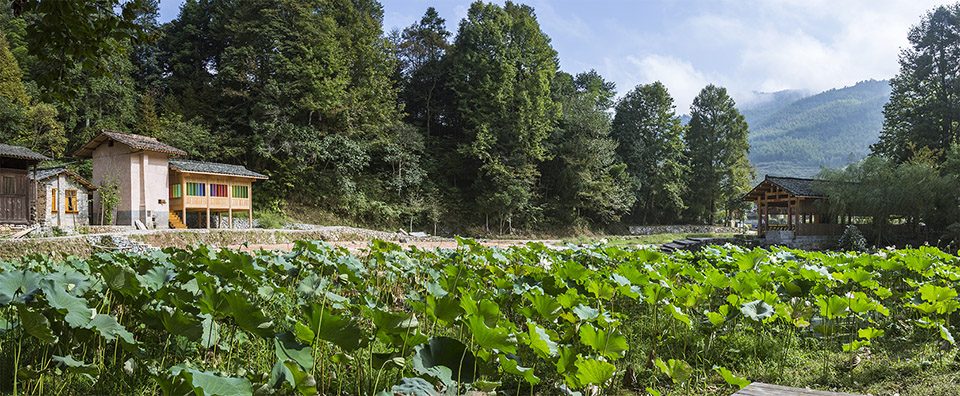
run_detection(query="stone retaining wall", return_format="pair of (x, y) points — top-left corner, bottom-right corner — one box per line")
(0, 236), (96, 260)
(0, 227), (432, 261)
(81, 225), (137, 234)
(628, 225), (741, 235)
(127, 227), (417, 248)
(760, 232), (836, 250)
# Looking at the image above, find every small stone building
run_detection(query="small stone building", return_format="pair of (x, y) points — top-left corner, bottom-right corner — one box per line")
(31, 167), (95, 228)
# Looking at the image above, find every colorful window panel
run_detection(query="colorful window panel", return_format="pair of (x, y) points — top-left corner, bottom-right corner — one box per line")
(171, 184), (182, 198)
(211, 184), (228, 197)
(186, 182), (205, 196)
(232, 185), (248, 199)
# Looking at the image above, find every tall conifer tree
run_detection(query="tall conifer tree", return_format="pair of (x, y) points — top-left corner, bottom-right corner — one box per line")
(544, 70), (634, 226)
(873, 5), (960, 161)
(685, 84), (753, 224)
(611, 82), (687, 224)
(447, 1), (558, 231)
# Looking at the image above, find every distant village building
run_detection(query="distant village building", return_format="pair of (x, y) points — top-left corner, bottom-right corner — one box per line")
(31, 167), (95, 228)
(74, 131), (268, 229)
(75, 131), (187, 229)
(0, 144), (48, 225)
(168, 159), (267, 229)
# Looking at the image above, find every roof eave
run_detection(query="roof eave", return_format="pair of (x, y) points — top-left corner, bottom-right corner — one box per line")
(171, 168), (268, 180)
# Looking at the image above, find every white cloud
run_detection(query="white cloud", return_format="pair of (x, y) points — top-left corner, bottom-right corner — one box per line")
(377, 1), (951, 112)
(594, 0), (950, 110)
(625, 55), (714, 113)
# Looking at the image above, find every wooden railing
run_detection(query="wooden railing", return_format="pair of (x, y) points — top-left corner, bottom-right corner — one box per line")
(765, 224), (794, 231)
(179, 195), (251, 209)
(761, 223), (844, 236)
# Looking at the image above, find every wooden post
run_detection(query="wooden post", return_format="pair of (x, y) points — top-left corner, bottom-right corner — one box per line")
(761, 203), (767, 236)
(248, 182), (253, 229)
(205, 181), (211, 229)
(787, 200), (792, 229)
(228, 180), (234, 229)
(181, 173), (187, 229)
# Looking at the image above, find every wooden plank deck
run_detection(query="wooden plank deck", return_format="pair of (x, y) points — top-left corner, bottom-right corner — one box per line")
(734, 382), (865, 396)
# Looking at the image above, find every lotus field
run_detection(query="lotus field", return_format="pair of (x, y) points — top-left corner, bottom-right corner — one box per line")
(2, 239), (960, 395)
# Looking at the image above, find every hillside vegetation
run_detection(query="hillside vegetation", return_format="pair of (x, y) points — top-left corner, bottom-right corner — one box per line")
(0, 1), (753, 232)
(742, 80), (891, 178)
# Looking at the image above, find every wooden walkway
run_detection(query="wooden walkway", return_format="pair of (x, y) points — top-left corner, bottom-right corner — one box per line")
(660, 236), (720, 253)
(734, 382), (865, 396)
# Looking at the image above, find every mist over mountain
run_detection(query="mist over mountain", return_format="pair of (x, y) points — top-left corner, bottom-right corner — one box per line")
(740, 80), (891, 178)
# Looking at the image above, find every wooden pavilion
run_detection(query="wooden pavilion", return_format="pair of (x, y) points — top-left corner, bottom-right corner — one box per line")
(168, 159), (268, 229)
(743, 176), (842, 237)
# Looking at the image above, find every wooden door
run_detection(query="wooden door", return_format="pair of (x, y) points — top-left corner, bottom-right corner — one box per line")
(0, 169), (29, 224)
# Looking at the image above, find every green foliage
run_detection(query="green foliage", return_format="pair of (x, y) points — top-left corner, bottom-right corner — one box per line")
(255, 210), (288, 229)
(395, 7), (451, 138)
(612, 81), (687, 224)
(874, 5), (960, 161)
(98, 180), (120, 225)
(654, 358), (693, 384)
(714, 366), (750, 389)
(838, 225), (868, 252)
(0, 31), (67, 157)
(446, 1), (559, 231)
(13, 0), (147, 100)
(743, 80), (890, 177)
(0, 31), (29, 108)
(543, 70), (634, 226)
(3, 240), (960, 394)
(686, 85), (755, 224)
(819, 154), (960, 242)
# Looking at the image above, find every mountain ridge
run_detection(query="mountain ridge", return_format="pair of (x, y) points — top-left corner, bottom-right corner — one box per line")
(741, 79), (891, 178)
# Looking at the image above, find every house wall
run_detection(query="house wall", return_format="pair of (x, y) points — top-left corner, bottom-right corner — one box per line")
(91, 141), (132, 224)
(139, 152), (169, 229)
(38, 175), (90, 228)
(91, 143), (169, 229)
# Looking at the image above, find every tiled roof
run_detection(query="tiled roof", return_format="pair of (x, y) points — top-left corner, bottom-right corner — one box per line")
(29, 167), (97, 190)
(74, 131), (187, 158)
(764, 176), (827, 197)
(169, 159), (268, 180)
(0, 143), (49, 161)
(743, 175), (832, 201)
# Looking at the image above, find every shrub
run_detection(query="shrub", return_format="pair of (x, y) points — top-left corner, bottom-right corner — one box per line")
(255, 210), (288, 229)
(838, 225), (868, 252)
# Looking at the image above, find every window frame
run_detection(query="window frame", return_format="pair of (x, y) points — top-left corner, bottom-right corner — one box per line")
(51, 188), (58, 213)
(65, 189), (79, 214)
(2, 176), (15, 195)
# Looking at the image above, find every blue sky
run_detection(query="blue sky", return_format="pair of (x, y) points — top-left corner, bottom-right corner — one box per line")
(158, 0), (950, 110)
